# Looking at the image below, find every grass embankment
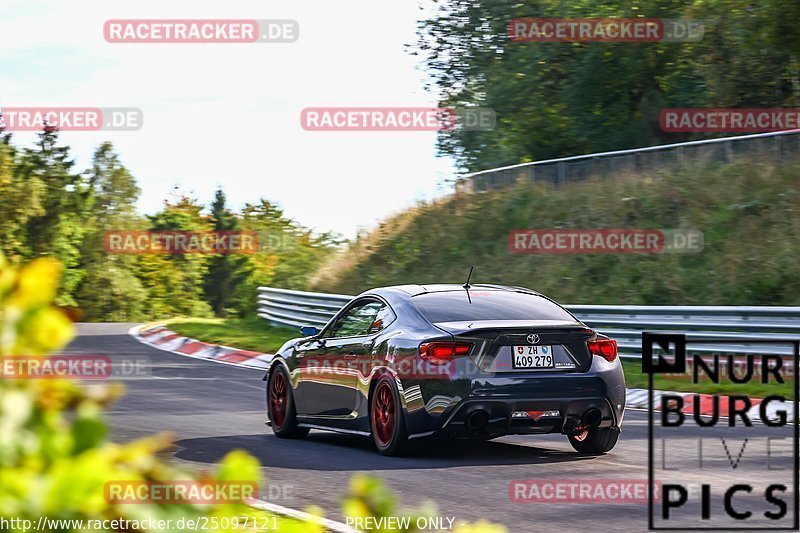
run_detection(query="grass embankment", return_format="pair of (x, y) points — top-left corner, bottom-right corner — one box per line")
(310, 159), (800, 305)
(165, 316), (296, 354)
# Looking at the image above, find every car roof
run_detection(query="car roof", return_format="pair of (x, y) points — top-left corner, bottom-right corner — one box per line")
(354, 283), (575, 325)
(373, 283), (543, 298)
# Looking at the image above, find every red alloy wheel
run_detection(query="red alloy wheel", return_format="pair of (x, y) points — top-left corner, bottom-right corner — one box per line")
(372, 381), (396, 447)
(269, 370), (288, 429)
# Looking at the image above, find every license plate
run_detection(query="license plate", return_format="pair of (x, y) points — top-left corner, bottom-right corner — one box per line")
(511, 345), (554, 369)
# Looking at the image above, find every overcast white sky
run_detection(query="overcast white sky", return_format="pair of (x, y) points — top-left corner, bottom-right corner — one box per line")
(0, 0), (457, 238)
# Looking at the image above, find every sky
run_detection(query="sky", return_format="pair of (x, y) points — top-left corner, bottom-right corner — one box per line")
(0, 0), (457, 239)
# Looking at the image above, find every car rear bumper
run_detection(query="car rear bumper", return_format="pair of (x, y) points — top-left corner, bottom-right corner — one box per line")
(400, 356), (626, 438)
(433, 396), (617, 438)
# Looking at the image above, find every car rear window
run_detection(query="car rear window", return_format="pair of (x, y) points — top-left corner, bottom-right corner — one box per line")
(412, 290), (576, 323)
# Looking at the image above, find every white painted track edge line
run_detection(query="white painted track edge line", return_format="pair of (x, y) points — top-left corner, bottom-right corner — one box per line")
(245, 497), (359, 533)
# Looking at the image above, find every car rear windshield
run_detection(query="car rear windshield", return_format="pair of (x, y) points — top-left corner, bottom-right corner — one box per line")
(412, 290), (577, 323)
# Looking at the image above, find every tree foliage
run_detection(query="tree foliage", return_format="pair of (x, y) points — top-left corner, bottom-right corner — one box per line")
(0, 131), (338, 322)
(415, 0), (800, 171)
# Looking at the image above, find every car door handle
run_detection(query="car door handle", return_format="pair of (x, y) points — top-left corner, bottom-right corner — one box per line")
(344, 352), (357, 360)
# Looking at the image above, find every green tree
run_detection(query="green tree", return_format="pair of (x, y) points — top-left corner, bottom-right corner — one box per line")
(0, 130), (45, 260)
(76, 143), (148, 321)
(204, 188), (250, 316)
(15, 128), (91, 306)
(0, 131), (340, 322)
(416, 0), (800, 172)
(231, 199), (340, 316)
(140, 195), (213, 318)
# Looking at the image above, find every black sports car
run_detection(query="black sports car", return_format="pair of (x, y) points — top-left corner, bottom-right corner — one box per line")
(264, 284), (626, 456)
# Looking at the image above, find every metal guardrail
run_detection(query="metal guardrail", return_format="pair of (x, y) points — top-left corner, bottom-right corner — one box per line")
(257, 287), (800, 359)
(455, 129), (800, 193)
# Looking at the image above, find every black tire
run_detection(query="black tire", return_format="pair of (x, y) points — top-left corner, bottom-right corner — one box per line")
(370, 376), (409, 456)
(568, 426), (620, 454)
(267, 365), (309, 439)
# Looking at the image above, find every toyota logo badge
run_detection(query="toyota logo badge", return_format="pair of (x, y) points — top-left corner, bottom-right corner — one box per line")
(527, 334), (540, 344)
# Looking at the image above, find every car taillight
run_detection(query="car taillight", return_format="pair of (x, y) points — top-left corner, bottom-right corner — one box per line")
(419, 342), (472, 364)
(587, 338), (618, 362)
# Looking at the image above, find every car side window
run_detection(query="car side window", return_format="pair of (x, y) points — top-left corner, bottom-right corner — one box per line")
(325, 300), (385, 338)
(366, 305), (396, 334)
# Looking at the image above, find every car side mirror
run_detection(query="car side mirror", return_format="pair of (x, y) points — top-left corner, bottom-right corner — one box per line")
(300, 325), (319, 337)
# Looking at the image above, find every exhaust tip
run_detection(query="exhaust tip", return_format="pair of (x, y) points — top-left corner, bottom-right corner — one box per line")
(466, 410), (488, 430)
(581, 408), (602, 428)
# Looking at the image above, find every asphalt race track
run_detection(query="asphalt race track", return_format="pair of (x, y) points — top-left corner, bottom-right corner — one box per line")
(67, 323), (798, 533)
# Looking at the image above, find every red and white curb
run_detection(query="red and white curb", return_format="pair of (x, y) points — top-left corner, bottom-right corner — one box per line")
(626, 388), (794, 422)
(129, 324), (793, 422)
(129, 324), (274, 370)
